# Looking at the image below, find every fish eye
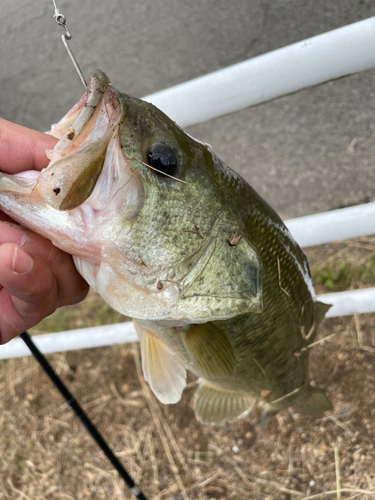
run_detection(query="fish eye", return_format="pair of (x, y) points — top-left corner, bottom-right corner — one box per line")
(147, 143), (179, 177)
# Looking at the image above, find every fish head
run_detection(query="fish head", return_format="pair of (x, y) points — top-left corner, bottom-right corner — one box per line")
(5, 70), (263, 323)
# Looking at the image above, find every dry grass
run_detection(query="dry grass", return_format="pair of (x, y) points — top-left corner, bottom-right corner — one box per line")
(1, 237), (375, 499)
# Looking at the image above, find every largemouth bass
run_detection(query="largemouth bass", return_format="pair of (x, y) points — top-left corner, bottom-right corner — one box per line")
(0, 70), (332, 425)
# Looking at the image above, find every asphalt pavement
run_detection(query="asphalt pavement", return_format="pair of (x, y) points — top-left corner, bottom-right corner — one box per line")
(1, 0), (375, 217)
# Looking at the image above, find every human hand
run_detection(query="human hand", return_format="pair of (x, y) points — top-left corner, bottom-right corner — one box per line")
(0, 118), (89, 344)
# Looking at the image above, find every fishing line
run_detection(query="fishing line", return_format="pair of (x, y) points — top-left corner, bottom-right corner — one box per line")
(14, 2), (149, 498)
(51, 0), (87, 89)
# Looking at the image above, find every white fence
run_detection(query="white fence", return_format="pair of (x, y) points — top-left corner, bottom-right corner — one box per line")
(143, 16), (375, 127)
(1, 17), (375, 359)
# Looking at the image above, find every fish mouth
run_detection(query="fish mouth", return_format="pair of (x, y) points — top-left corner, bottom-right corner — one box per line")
(48, 70), (118, 143)
(48, 70), (122, 159)
(39, 70), (124, 211)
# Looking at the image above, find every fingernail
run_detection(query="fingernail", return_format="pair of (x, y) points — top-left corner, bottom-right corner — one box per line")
(12, 247), (33, 275)
(0, 222), (28, 246)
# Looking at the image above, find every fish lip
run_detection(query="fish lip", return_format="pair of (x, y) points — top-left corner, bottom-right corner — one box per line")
(49, 70), (117, 157)
(51, 77), (123, 162)
(39, 71), (125, 212)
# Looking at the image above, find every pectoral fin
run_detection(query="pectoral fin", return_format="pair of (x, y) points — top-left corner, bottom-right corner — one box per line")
(194, 380), (255, 425)
(183, 323), (236, 379)
(135, 322), (186, 404)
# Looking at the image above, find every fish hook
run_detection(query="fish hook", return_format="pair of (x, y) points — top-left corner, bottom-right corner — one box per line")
(51, 0), (87, 89)
(54, 12), (72, 41)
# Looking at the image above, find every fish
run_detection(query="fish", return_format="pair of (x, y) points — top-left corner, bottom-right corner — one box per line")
(0, 70), (332, 425)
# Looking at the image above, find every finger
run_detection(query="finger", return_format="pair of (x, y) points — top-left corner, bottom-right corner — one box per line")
(0, 221), (89, 305)
(0, 243), (58, 343)
(0, 118), (58, 173)
(49, 250), (90, 307)
(0, 241), (89, 344)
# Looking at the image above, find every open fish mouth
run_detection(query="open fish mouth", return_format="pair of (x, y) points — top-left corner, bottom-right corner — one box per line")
(40, 71), (124, 211)
(48, 71), (119, 142)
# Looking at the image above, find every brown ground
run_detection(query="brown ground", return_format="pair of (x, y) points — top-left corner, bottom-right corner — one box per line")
(0, 238), (375, 500)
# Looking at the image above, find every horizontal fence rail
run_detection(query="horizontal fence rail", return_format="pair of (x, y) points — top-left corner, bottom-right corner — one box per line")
(322, 288), (375, 318)
(0, 323), (138, 359)
(143, 16), (375, 127)
(1, 287), (375, 359)
(285, 201), (375, 247)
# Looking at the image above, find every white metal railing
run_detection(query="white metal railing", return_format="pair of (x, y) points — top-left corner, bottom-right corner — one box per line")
(1, 287), (375, 359)
(143, 17), (375, 127)
(284, 202), (375, 247)
(1, 17), (375, 359)
(0, 323), (138, 359)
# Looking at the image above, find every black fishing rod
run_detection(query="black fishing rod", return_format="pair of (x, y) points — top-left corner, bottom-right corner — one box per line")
(20, 331), (148, 500)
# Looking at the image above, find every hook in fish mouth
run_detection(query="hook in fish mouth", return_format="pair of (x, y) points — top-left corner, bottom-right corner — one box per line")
(39, 71), (124, 211)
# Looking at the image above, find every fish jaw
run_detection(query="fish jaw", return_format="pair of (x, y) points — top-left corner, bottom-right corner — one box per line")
(0, 70), (144, 263)
(39, 71), (124, 211)
(0, 136), (144, 265)
(47, 70), (110, 140)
